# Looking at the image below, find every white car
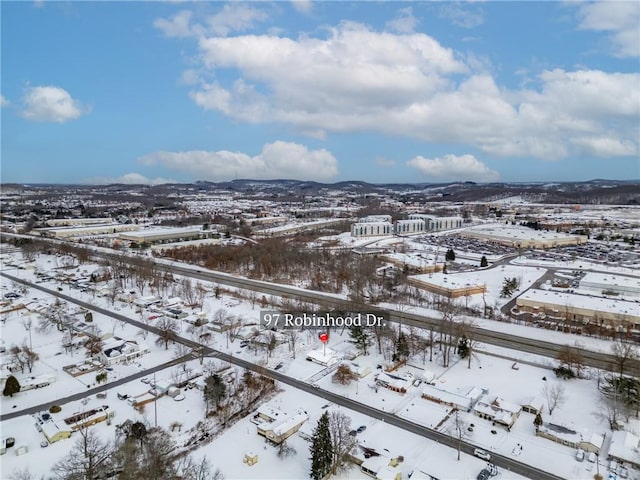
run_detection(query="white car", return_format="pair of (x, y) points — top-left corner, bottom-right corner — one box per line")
(173, 394), (185, 402)
(473, 448), (491, 461)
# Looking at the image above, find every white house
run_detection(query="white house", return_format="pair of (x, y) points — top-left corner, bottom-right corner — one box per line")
(306, 348), (340, 367)
(100, 340), (150, 366)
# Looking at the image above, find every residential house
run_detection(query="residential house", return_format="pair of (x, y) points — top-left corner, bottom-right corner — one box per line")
(473, 394), (521, 428)
(257, 410), (309, 444)
(421, 384), (484, 412)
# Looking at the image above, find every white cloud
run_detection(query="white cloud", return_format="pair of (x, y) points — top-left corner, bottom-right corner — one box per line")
(0, 95), (9, 107)
(21, 86), (88, 123)
(407, 154), (500, 182)
(386, 7), (418, 34)
(138, 141), (338, 181)
(82, 173), (175, 185)
(438, 3), (484, 29)
(576, 1), (640, 58)
(291, 0), (313, 15)
(154, 4), (268, 38)
(165, 20), (638, 161)
(153, 10), (202, 38)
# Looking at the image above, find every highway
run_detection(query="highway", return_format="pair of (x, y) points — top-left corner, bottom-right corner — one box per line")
(153, 260), (638, 373)
(1, 272), (563, 479)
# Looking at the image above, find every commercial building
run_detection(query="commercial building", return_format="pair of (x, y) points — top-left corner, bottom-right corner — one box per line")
(408, 274), (487, 298)
(351, 221), (393, 238)
(35, 223), (139, 238)
(408, 215), (464, 231)
(579, 273), (640, 298)
(395, 219), (425, 235)
(119, 226), (213, 244)
(458, 224), (587, 249)
(515, 289), (640, 332)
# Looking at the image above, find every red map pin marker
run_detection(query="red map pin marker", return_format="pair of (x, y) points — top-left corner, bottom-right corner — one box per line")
(319, 332), (329, 343)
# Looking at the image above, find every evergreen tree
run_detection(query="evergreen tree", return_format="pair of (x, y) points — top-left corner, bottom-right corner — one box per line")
(533, 412), (543, 430)
(203, 374), (227, 412)
(500, 277), (519, 298)
(457, 335), (470, 358)
(445, 249), (456, 261)
(349, 325), (371, 356)
(480, 256), (488, 267)
(310, 412), (333, 480)
(393, 332), (410, 363)
(3, 375), (20, 397)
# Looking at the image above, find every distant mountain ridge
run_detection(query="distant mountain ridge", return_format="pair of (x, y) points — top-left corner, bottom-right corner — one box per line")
(2, 179), (639, 205)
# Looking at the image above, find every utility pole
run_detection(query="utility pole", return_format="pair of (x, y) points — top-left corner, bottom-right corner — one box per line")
(154, 372), (158, 428)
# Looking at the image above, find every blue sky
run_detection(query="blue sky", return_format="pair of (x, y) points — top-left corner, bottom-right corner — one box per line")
(2, 1), (639, 185)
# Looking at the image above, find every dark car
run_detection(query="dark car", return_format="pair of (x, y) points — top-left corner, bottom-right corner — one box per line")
(477, 469), (491, 480)
(357, 425), (366, 433)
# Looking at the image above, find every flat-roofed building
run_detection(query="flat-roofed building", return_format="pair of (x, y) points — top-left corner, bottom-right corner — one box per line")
(458, 224), (587, 249)
(119, 226), (211, 244)
(36, 223), (138, 238)
(351, 221), (393, 237)
(579, 273), (640, 298)
(516, 289), (640, 333)
(408, 273), (486, 298)
(395, 219), (425, 235)
(408, 215), (464, 231)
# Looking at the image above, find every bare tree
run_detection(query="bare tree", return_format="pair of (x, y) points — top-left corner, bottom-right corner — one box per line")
(597, 385), (625, 430)
(328, 411), (356, 475)
(179, 455), (224, 480)
(10, 346), (25, 374)
(557, 344), (585, 378)
(19, 343), (38, 373)
(439, 300), (460, 368)
(453, 409), (471, 461)
(181, 278), (197, 307)
(611, 340), (638, 379)
(8, 467), (41, 480)
(155, 317), (179, 350)
(286, 328), (300, 359)
(51, 428), (113, 480)
(542, 382), (566, 415)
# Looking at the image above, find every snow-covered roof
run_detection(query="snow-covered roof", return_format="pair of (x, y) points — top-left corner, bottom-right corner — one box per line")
(518, 289), (640, 318)
(462, 224), (585, 242)
(422, 384), (483, 410)
(271, 412), (309, 436)
(306, 348), (339, 365)
(538, 423), (582, 445)
(410, 272), (485, 290)
(608, 431), (640, 466)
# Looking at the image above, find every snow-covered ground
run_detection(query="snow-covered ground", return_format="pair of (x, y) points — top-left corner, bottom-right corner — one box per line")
(1, 249), (639, 480)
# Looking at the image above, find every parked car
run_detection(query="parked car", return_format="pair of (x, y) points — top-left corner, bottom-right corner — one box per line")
(476, 469), (490, 480)
(587, 452), (597, 463)
(173, 394), (185, 402)
(357, 425), (367, 433)
(473, 449), (491, 461)
(575, 449), (585, 462)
